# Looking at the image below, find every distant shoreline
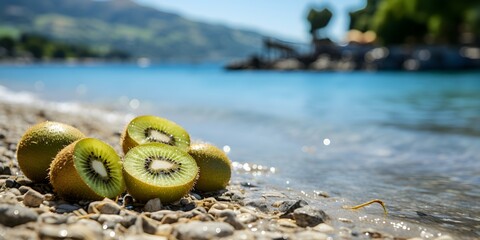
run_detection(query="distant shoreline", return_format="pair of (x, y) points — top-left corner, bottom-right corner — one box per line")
(225, 43), (480, 72)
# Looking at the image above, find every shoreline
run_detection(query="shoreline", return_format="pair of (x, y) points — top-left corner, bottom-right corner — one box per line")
(0, 90), (460, 239)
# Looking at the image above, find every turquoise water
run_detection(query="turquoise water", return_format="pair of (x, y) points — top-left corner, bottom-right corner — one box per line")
(1, 64), (479, 237)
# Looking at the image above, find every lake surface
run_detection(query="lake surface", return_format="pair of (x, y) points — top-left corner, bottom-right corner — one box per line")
(1, 64), (479, 238)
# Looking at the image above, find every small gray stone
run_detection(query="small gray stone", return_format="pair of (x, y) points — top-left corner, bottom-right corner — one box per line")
(174, 221), (234, 240)
(216, 209), (245, 230)
(98, 214), (124, 224)
(245, 198), (269, 212)
(237, 213), (258, 224)
(129, 215), (159, 235)
(8, 188), (21, 196)
(144, 198), (162, 212)
(293, 206), (329, 227)
(5, 179), (18, 188)
(279, 199), (308, 216)
(88, 200), (121, 214)
(15, 177), (33, 186)
(55, 203), (81, 213)
(0, 191), (18, 204)
(294, 230), (328, 240)
(120, 214), (137, 228)
(125, 234), (167, 240)
(39, 223), (102, 239)
(312, 223), (335, 234)
(434, 236), (454, 240)
(149, 210), (176, 222)
(76, 219), (104, 237)
(23, 189), (45, 207)
(38, 212), (69, 224)
(0, 204), (39, 227)
(44, 193), (55, 201)
(18, 186), (31, 195)
(0, 163), (11, 175)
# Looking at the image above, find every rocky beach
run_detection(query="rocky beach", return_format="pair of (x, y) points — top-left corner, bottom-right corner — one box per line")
(0, 97), (459, 240)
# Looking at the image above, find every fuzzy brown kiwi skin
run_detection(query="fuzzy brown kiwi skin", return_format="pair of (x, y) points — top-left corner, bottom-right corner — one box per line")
(16, 121), (85, 182)
(120, 124), (137, 155)
(188, 143), (232, 192)
(49, 140), (103, 201)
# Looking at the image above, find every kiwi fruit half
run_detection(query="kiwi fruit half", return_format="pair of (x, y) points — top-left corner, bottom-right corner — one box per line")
(49, 138), (125, 200)
(16, 121), (85, 182)
(188, 143), (232, 192)
(121, 115), (190, 154)
(123, 143), (198, 203)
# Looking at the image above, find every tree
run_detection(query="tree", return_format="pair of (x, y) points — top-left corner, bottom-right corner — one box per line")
(307, 8), (333, 41)
(349, 0), (480, 45)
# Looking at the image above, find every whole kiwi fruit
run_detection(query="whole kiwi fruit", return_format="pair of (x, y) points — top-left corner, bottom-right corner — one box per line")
(49, 138), (125, 200)
(16, 121), (85, 182)
(188, 143), (232, 192)
(123, 142), (198, 203)
(121, 115), (190, 154)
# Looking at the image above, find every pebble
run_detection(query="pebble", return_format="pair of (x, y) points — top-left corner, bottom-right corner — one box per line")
(144, 198), (162, 212)
(120, 214), (138, 228)
(55, 203), (82, 213)
(0, 203), (39, 227)
(38, 212), (69, 224)
(8, 187), (21, 196)
(23, 189), (45, 207)
(39, 223), (103, 239)
(0, 163), (11, 175)
(88, 199), (121, 214)
(278, 199), (308, 218)
(313, 223), (335, 234)
(212, 209), (245, 230)
(156, 224), (173, 236)
(5, 179), (19, 188)
(245, 199), (269, 212)
(125, 234), (168, 240)
(237, 212), (258, 224)
(294, 230), (329, 240)
(293, 206), (329, 227)
(18, 185), (31, 194)
(133, 215), (159, 235)
(174, 221), (235, 240)
(0, 191), (18, 204)
(149, 209), (177, 221)
(434, 236), (454, 240)
(15, 177), (33, 186)
(76, 219), (104, 237)
(98, 214), (124, 224)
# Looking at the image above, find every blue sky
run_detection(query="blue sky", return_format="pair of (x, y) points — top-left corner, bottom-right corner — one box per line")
(135, 0), (366, 43)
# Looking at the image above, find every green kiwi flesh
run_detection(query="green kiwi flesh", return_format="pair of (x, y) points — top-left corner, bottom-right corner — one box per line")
(121, 115), (190, 154)
(188, 143), (232, 192)
(49, 138), (125, 200)
(123, 143), (198, 203)
(16, 121), (85, 182)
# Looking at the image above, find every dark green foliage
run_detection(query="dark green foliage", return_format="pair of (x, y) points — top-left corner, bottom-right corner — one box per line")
(0, 33), (130, 60)
(307, 8), (333, 40)
(0, 36), (15, 56)
(349, 0), (480, 45)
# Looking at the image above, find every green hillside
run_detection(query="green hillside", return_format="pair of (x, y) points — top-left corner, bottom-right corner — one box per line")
(0, 0), (264, 61)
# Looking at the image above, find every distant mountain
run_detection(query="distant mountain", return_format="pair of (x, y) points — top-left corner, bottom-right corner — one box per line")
(0, 0), (264, 61)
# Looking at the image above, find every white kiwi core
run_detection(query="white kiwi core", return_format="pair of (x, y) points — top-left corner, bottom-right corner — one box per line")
(147, 129), (171, 143)
(150, 159), (174, 171)
(91, 159), (109, 178)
